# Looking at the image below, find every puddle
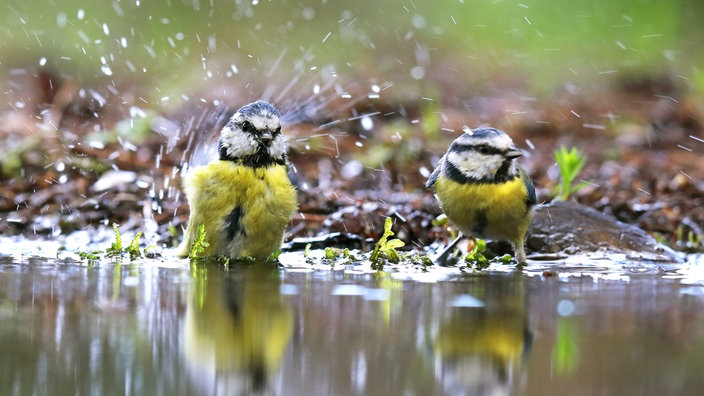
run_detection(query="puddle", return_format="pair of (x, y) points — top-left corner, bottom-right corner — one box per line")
(1, 237), (703, 395)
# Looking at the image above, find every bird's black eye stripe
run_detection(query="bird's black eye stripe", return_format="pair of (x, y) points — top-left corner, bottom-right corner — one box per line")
(274, 126), (281, 135)
(476, 144), (492, 154)
(451, 142), (503, 155)
(241, 120), (253, 132)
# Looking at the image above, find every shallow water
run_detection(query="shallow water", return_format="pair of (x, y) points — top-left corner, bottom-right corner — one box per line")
(1, 240), (704, 395)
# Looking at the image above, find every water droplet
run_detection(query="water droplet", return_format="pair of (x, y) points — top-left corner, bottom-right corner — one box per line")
(411, 15), (426, 29)
(57, 12), (67, 28)
(302, 7), (315, 20)
(360, 116), (373, 131)
(77, 9), (85, 20)
(38, 57), (47, 66)
(410, 66), (425, 79)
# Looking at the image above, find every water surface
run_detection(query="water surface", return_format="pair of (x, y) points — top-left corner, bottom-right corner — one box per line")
(1, 245), (703, 395)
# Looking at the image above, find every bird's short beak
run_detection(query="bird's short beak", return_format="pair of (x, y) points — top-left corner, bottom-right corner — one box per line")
(505, 148), (523, 159)
(259, 130), (273, 143)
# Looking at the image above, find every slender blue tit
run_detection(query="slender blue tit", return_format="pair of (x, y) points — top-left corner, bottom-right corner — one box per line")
(177, 100), (298, 259)
(426, 127), (536, 263)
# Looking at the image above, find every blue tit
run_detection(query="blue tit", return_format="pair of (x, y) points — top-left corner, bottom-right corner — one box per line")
(177, 100), (298, 259)
(426, 127), (536, 263)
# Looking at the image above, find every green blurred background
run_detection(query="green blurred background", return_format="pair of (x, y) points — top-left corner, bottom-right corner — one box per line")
(2, 0), (704, 105)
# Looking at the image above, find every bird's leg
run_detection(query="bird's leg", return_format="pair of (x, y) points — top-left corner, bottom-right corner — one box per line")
(433, 233), (465, 266)
(513, 241), (527, 265)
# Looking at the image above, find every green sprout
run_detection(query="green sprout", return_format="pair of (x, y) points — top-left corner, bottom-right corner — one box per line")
(431, 214), (448, 227)
(78, 250), (102, 267)
(268, 249), (282, 261)
(189, 224), (210, 259)
(168, 224), (179, 247)
(106, 223), (123, 256)
(105, 223), (144, 260)
(324, 247), (339, 260)
(554, 146), (589, 201)
(370, 217), (406, 270)
(675, 224), (703, 253)
(464, 239), (489, 269)
(125, 232), (143, 260)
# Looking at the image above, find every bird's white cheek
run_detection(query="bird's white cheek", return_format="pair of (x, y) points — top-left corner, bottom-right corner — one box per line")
(223, 126), (258, 157)
(268, 135), (288, 158)
(447, 151), (503, 180)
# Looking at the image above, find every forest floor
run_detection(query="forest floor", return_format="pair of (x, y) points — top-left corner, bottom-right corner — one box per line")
(1, 68), (702, 255)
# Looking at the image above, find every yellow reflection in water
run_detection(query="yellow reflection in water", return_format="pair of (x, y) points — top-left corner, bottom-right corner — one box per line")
(434, 276), (531, 395)
(184, 262), (293, 394)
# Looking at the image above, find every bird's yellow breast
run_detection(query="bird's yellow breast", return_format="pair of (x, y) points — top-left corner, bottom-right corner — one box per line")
(181, 161), (297, 258)
(433, 175), (531, 242)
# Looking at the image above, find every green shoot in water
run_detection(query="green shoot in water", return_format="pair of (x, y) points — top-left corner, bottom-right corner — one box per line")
(105, 223), (144, 260)
(554, 146), (589, 201)
(106, 223), (123, 256)
(189, 224), (209, 259)
(268, 249), (282, 261)
(370, 217), (405, 270)
(125, 232), (143, 260)
(464, 239), (489, 269)
(675, 224), (703, 253)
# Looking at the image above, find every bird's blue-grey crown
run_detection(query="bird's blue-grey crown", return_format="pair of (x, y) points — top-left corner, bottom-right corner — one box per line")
(218, 100), (288, 167)
(236, 100), (281, 119)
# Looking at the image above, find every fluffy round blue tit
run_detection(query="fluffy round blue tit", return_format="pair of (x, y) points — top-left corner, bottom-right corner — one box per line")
(178, 100), (297, 260)
(427, 127), (536, 263)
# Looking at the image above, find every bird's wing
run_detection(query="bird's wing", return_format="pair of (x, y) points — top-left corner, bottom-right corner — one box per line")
(521, 167), (537, 206)
(426, 156), (445, 189)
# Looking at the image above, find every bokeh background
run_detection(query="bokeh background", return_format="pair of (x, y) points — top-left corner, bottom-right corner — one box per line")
(3, 0), (704, 102)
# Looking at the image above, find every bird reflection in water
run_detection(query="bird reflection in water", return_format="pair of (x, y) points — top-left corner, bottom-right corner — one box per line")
(433, 275), (532, 396)
(184, 262), (293, 395)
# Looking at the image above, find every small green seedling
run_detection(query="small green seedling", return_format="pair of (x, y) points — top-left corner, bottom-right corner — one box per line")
(78, 250), (102, 265)
(168, 224), (179, 247)
(189, 224), (210, 259)
(554, 146), (589, 201)
(464, 239), (489, 269)
(268, 249), (282, 261)
(125, 232), (143, 260)
(324, 247), (339, 260)
(675, 224), (703, 253)
(370, 217), (406, 270)
(106, 223), (144, 260)
(106, 223), (123, 257)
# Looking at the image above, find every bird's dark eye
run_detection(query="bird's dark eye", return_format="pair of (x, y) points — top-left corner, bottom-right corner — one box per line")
(274, 126), (281, 135)
(476, 144), (491, 154)
(241, 121), (253, 133)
